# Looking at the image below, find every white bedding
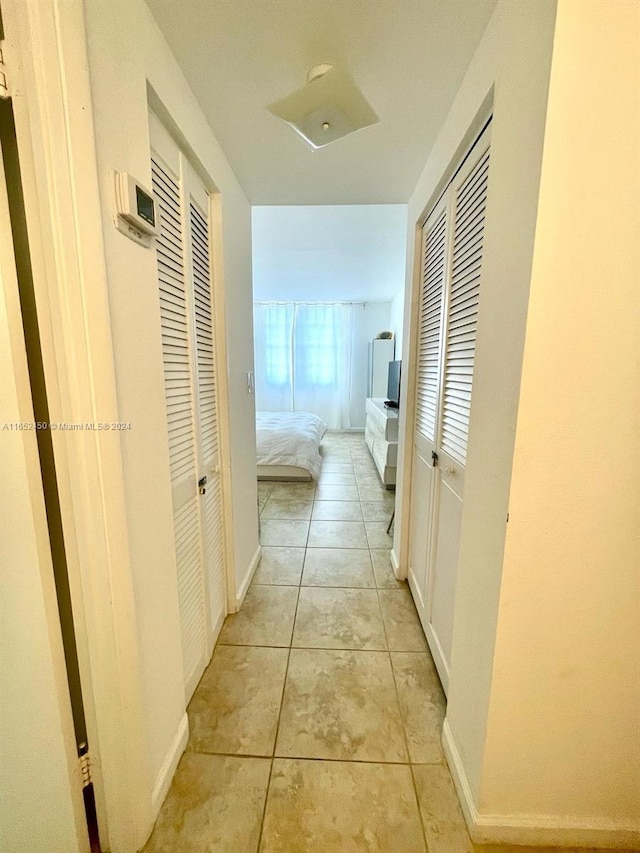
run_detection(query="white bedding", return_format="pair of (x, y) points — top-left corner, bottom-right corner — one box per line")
(256, 412), (327, 480)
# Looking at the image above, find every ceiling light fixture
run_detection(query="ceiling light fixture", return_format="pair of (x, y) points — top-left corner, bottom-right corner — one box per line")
(267, 64), (379, 150)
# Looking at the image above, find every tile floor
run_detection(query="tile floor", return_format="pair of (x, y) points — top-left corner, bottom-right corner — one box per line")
(143, 433), (629, 853)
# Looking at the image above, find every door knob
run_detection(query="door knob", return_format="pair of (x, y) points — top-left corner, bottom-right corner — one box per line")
(198, 475), (207, 495)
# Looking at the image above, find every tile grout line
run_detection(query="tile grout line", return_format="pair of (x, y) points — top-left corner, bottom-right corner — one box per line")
(255, 483), (313, 852)
(356, 441), (431, 853)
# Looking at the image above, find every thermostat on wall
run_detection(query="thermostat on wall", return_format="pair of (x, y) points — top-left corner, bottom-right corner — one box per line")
(114, 171), (157, 246)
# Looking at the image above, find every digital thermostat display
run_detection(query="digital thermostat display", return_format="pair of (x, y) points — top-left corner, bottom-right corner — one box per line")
(115, 172), (158, 244)
(135, 185), (155, 227)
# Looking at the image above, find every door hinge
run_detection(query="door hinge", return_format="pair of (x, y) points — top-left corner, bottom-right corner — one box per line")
(78, 743), (92, 788)
(0, 43), (11, 99)
(431, 450), (439, 467)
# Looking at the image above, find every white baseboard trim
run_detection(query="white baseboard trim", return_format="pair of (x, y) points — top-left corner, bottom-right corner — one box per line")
(234, 545), (262, 611)
(390, 547), (401, 575)
(149, 712), (189, 823)
(472, 815), (640, 849)
(441, 718), (479, 831)
(442, 720), (640, 849)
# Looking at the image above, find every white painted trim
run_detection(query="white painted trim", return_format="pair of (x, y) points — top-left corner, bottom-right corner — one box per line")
(442, 720), (640, 850)
(472, 814), (640, 850)
(2, 1), (150, 848)
(234, 545), (262, 611)
(390, 547), (402, 576)
(424, 620), (450, 694)
(442, 718), (478, 830)
(149, 713), (189, 830)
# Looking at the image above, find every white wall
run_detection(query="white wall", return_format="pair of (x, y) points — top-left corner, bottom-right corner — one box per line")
(479, 0), (640, 839)
(395, 0), (558, 809)
(389, 288), (405, 353)
(83, 0), (258, 816)
(350, 303), (393, 428)
(252, 205), (406, 302)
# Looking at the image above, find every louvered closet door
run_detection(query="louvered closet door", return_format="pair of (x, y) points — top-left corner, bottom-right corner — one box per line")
(184, 161), (226, 642)
(408, 122), (491, 692)
(150, 112), (227, 702)
(408, 194), (449, 626)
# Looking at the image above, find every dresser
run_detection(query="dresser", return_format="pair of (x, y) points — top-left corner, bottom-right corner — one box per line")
(364, 398), (399, 487)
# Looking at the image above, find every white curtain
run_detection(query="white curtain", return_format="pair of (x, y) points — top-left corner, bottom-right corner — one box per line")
(254, 302), (353, 429)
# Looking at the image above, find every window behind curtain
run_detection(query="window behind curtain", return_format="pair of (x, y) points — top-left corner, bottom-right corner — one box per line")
(263, 304), (292, 388)
(294, 304), (339, 387)
(254, 302), (353, 429)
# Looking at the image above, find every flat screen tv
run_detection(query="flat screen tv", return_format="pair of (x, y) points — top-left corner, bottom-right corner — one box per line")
(385, 360), (401, 409)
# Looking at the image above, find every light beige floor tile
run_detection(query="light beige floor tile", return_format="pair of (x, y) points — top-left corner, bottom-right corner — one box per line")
(260, 498), (313, 520)
(252, 547), (305, 585)
(258, 481), (275, 498)
(365, 520), (395, 549)
(260, 759), (426, 853)
(318, 471), (357, 486)
(352, 461), (378, 474)
(354, 471), (379, 483)
(143, 753), (270, 853)
(311, 500), (363, 521)
(412, 763), (475, 853)
(293, 587), (386, 650)
(187, 645), (288, 756)
(308, 519), (368, 548)
(218, 585), (298, 647)
(320, 462), (354, 473)
(361, 501), (395, 522)
(260, 519), (310, 547)
(302, 548), (375, 588)
(320, 448), (352, 459)
(275, 649), (407, 762)
(379, 588), (428, 651)
(391, 652), (446, 763)
(357, 484), (396, 504)
(315, 483), (360, 501)
(268, 482), (316, 500)
(370, 549), (404, 588)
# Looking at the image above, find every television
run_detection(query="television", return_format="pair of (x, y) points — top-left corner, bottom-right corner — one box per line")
(385, 360), (401, 409)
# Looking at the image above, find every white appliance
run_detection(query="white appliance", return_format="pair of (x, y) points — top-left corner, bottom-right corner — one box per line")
(367, 337), (395, 398)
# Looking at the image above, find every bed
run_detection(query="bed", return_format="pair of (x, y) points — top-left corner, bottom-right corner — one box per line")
(256, 411), (327, 481)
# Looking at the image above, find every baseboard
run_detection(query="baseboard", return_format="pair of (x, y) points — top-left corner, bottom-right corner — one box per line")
(149, 712), (189, 824)
(442, 718), (479, 832)
(234, 544), (262, 612)
(390, 547), (401, 575)
(472, 813), (640, 849)
(442, 719), (640, 849)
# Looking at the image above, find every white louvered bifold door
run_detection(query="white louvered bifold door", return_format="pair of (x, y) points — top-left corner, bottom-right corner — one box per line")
(150, 112), (227, 702)
(151, 148), (208, 702)
(440, 144), (490, 467)
(186, 167), (226, 643)
(408, 122), (491, 693)
(408, 194), (450, 621)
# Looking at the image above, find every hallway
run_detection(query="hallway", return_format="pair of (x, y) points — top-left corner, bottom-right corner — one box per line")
(143, 431), (460, 852)
(143, 432), (635, 853)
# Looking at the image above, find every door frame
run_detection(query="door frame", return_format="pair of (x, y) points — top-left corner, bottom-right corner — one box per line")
(2, 1), (150, 848)
(0, 104), (90, 853)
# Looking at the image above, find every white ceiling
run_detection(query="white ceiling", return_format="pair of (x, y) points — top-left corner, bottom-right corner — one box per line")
(252, 205), (407, 301)
(145, 0), (496, 205)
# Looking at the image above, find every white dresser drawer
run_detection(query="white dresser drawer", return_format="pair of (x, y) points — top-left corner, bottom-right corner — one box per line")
(365, 397), (398, 489)
(366, 398), (399, 441)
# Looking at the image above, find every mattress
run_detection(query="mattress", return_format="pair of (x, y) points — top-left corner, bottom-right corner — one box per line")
(256, 411), (327, 480)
